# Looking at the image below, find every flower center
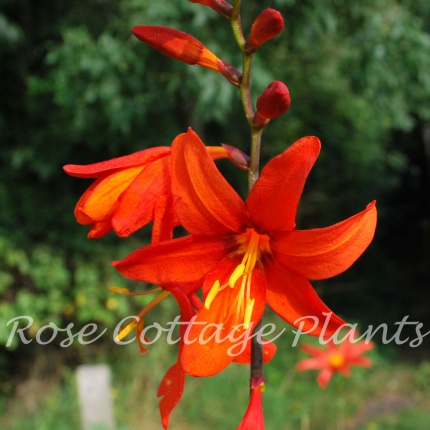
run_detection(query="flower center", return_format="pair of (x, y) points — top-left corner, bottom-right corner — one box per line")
(329, 353), (345, 369)
(204, 229), (270, 329)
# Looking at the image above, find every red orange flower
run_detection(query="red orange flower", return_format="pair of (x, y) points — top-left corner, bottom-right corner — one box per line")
(132, 26), (242, 85)
(63, 143), (233, 240)
(296, 335), (374, 388)
(114, 129), (377, 377)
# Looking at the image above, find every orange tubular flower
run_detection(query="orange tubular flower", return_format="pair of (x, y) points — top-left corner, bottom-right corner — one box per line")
(114, 129), (377, 377)
(132, 26), (242, 85)
(63, 143), (234, 240)
(297, 335), (375, 388)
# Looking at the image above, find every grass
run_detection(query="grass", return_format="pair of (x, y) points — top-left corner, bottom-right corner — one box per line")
(2, 318), (430, 430)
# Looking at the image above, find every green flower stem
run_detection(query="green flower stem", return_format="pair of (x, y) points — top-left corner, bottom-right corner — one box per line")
(231, 0), (244, 48)
(248, 126), (263, 189)
(231, 0), (265, 389)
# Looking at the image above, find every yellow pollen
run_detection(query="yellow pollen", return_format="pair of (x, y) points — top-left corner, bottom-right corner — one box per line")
(329, 353), (345, 369)
(205, 280), (221, 309)
(116, 320), (138, 342)
(243, 298), (255, 329)
(115, 290), (170, 342)
(205, 229), (270, 327)
(229, 263), (245, 288)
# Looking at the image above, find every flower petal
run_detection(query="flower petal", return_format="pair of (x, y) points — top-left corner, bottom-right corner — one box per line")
(265, 260), (346, 337)
(317, 368), (333, 388)
(233, 339), (277, 364)
(296, 357), (324, 372)
(270, 201), (377, 280)
(172, 128), (248, 236)
(78, 166), (145, 221)
(111, 157), (171, 237)
(87, 219), (112, 239)
(63, 147), (170, 178)
(181, 256), (266, 376)
(157, 362), (185, 430)
(246, 136), (321, 233)
(151, 194), (179, 243)
(113, 235), (235, 285)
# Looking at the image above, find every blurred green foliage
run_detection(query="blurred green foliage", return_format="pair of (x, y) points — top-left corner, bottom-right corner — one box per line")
(1, 0), (429, 390)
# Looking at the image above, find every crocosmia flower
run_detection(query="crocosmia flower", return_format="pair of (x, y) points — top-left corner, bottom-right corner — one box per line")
(114, 129), (377, 377)
(132, 26), (242, 85)
(296, 334), (374, 388)
(63, 141), (233, 240)
(245, 9), (284, 53)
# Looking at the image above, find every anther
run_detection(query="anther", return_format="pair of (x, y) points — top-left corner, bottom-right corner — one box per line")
(229, 263), (245, 288)
(243, 298), (255, 329)
(204, 280), (221, 309)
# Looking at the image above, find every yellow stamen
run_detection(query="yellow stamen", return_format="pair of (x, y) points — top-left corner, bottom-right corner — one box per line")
(116, 320), (138, 342)
(212, 229), (271, 328)
(229, 263), (245, 288)
(115, 290), (171, 342)
(138, 290), (171, 319)
(109, 286), (130, 294)
(205, 280), (221, 309)
(109, 286), (162, 296)
(243, 298), (255, 329)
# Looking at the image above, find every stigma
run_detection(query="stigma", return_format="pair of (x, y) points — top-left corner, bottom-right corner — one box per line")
(204, 229), (270, 328)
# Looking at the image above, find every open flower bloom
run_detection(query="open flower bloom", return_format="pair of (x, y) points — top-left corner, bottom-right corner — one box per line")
(63, 142), (234, 240)
(296, 334), (375, 388)
(114, 129), (377, 377)
(132, 26), (241, 85)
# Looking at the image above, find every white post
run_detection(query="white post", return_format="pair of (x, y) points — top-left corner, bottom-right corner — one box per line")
(76, 364), (115, 430)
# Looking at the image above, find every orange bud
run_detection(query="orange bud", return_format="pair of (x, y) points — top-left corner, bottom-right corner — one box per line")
(245, 9), (284, 54)
(254, 81), (291, 128)
(132, 26), (219, 69)
(188, 0), (233, 19)
(132, 26), (241, 85)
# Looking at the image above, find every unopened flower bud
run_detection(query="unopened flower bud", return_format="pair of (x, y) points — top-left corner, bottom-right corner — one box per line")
(132, 26), (241, 85)
(221, 144), (250, 170)
(188, 0), (233, 19)
(245, 9), (284, 54)
(254, 81), (291, 128)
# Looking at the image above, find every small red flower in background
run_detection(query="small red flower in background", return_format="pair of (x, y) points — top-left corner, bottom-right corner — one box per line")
(132, 26), (242, 85)
(63, 142), (235, 241)
(114, 128), (377, 377)
(296, 334), (375, 388)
